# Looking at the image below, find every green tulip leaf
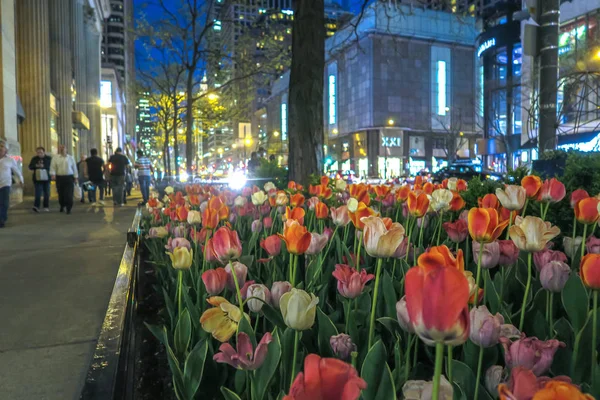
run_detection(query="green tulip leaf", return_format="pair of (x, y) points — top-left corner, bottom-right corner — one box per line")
(261, 302), (287, 331)
(237, 312), (257, 348)
(221, 386), (243, 400)
(377, 317), (402, 336)
(484, 271), (500, 315)
(181, 283), (201, 334)
(162, 286), (177, 329)
(451, 359), (493, 400)
(562, 274), (589, 333)
(253, 329), (282, 400)
(144, 322), (168, 346)
(165, 336), (185, 399)
(553, 317), (575, 348)
(239, 255), (254, 269)
(573, 317), (593, 383)
(382, 270), (398, 318)
(317, 307), (339, 357)
(361, 340), (396, 400)
(174, 308), (192, 356)
(281, 327), (297, 386)
(182, 340), (208, 400)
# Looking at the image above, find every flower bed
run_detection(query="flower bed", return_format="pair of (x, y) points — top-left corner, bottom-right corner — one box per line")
(141, 176), (600, 399)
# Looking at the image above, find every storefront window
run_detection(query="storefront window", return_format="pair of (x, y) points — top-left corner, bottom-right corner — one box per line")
(489, 89), (507, 136)
(512, 44), (522, 77)
(493, 47), (507, 85)
(513, 86), (522, 134)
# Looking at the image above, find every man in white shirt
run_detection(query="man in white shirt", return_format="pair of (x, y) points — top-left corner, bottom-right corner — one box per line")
(50, 144), (78, 214)
(0, 139), (24, 228)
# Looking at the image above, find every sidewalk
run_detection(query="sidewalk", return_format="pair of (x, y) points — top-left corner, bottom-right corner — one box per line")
(0, 193), (140, 400)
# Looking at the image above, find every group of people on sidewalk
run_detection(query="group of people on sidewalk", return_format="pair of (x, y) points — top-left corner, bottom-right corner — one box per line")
(0, 140), (154, 228)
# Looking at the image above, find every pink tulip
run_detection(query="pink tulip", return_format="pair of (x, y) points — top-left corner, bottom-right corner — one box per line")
(214, 332), (273, 370)
(246, 284), (271, 313)
(330, 333), (356, 360)
(470, 306), (504, 347)
(396, 296), (414, 333)
(330, 205), (351, 226)
(498, 240), (519, 266)
(260, 235), (282, 257)
(323, 227), (334, 240)
(392, 237), (411, 259)
(332, 264), (374, 299)
(500, 335), (565, 376)
(263, 216), (273, 229)
(587, 236), (600, 254)
(307, 196), (320, 210)
(472, 241), (501, 269)
(443, 219), (469, 243)
(305, 232), (328, 255)
(271, 281), (292, 308)
(537, 178), (566, 203)
(240, 280), (255, 300)
(539, 261), (570, 292)
(533, 248), (567, 272)
(165, 237), (191, 252)
(252, 219), (263, 233)
(260, 203), (271, 216)
(224, 262), (248, 292)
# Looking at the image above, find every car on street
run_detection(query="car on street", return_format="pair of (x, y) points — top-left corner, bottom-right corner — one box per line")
(432, 164), (505, 183)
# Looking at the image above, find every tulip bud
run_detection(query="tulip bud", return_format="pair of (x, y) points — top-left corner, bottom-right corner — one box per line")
(172, 224), (186, 238)
(270, 281), (292, 308)
(252, 219), (263, 233)
(443, 219), (468, 243)
(199, 201), (208, 213)
(275, 191), (288, 207)
(164, 186), (174, 194)
(260, 203), (271, 216)
(261, 235), (281, 257)
(472, 241), (500, 269)
(396, 296), (414, 333)
(323, 227), (334, 240)
(234, 195), (247, 207)
(563, 236), (583, 259)
(497, 240), (519, 265)
(347, 198), (359, 212)
(330, 333), (356, 360)
(225, 262), (248, 291)
(202, 268), (228, 295)
(485, 366), (504, 395)
(167, 246), (194, 270)
(330, 205), (351, 226)
(279, 288), (319, 331)
(307, 196), (320, 210)
(470, 306), (503, 347)
(587, 236), (600, 254)
(403, 376), (453, 400)
(332, 264), (374, 299)
(165, 237), (191, 252)
(240, 280), (255, 300)
(540, 261), (570, 292)
(246, 284), (271, 313)
(187, 210), (202, 224)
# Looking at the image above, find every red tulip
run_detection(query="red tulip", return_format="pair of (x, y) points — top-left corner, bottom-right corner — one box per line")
(574, 197), (600, 225)
(315, 201), (329, 219)
(443, 219), (468, 243)
(479, 193), (500, 209)
(202, 268), (228, 295)
(211, 226), (243, 264)
(537, 178), (566, 203)
(521, 175), (542, 199)
(332, 264), (374, 299)
(405, 253), (470, 345)
(500, 335), (565, 376)
(261, 235), (282, 257)
(580, 253), (600, 289)
(202, 207), (219, 230)
(449, 191), (466, 212)
(284, 354), (367, 400)
(570, 189), (589, 208)
(498, 240), (519, 265)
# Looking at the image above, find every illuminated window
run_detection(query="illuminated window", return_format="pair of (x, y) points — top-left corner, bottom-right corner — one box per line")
(213, 20), (222, 31)
(281, 103), (287, 141)
(328, 75), (336, 125)
(436, 60), (447, 115)
(100, 81), (112, 108)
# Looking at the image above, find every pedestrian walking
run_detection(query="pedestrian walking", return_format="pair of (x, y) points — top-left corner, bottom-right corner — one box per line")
(49, 144), (78, 214)
(77, 155), (88, 203)
(28, 146), (51, 212)
(85, 148), (105, 205)
(108, 147), (130, 206)
(0, 140), (23, 228)
(134, 149), (153, 204)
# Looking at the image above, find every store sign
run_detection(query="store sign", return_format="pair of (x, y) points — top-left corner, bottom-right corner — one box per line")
(477, 38), (496, 57)
(382, 137), (401, 147)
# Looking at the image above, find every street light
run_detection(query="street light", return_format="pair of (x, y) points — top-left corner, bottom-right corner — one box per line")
(207, 93), (219, 101)
(388, 119), (395, 126)
(245, 137), (252, 146)
(273, 130), (280, 137)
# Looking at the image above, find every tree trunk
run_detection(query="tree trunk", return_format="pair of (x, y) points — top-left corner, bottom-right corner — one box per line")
(163, 127), (171, 177)
(288, 0), (325, 184)
(173, 102), (180, 179)
(185, 72), (195, 176)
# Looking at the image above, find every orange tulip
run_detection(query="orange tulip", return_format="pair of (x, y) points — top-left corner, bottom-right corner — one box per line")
(176, 206), (189, 222)
(449, 191), (466, 212)
(373, 184), (391, 200)
(479, 193), (500, 209)
(279, 219), (312, 255)
(531, 381), (594, 400)
(320, 175), (330, 186)
(218, 205), (230, 221)
(348, 183), (371, 205)
(468, 207), (509, 243)
(348, 202), (376, 231)
(188, 194), (201, 206)
(309, 183), (333, 200)
(395, 185), (411, 203)
(284, 206), (306, 225)
(580, 253), (600, 289)
(414, 175), (423, 186)
(405, 255), (470, 345)
(361, 216), (405, 258)
(202, 207), (219, 229)
(314, 201), (329, 220)
(290, 193), (305, 208)
(423, 182), (435, 195)
(288, 181), (303, 192)
(419, 245), (465, 272)
(522, 175), (542, 199)
(575, 197), (600, 225)
(406, 191), (430, 218)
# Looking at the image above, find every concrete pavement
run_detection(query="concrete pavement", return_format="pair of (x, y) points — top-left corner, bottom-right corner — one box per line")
(0, 193), (139, 400)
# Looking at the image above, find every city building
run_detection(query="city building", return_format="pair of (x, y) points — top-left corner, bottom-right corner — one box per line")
(100, 66), (127, 160)
(0, 0), (111, 201)
(101, 0), (135, 150)
(136, 93), (156, 157)
(204, 0), (352, 170)
(476, 0), (600, 171)
(266, 2), (479, 178)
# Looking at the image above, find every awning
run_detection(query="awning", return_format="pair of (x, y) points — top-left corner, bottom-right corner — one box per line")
(17, 95), (25, 121)
(72, 111), (90, 130)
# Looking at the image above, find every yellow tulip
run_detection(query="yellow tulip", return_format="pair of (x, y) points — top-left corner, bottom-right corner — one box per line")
(166, 246), (194, 270)
(361, 216), (405, 258)
(279, 288), (319, 330)
(251, 190), (268, 206)
(508, 216), (561, 252)
(495, 185), (527, 211)
(200, 296), (249, 342)
(430, 188), (454, 212)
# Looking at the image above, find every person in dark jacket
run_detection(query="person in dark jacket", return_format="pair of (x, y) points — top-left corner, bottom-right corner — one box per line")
(28, 147), (52, 212)
(108, 147), (130, 206)
(85, 148), (105, 205)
